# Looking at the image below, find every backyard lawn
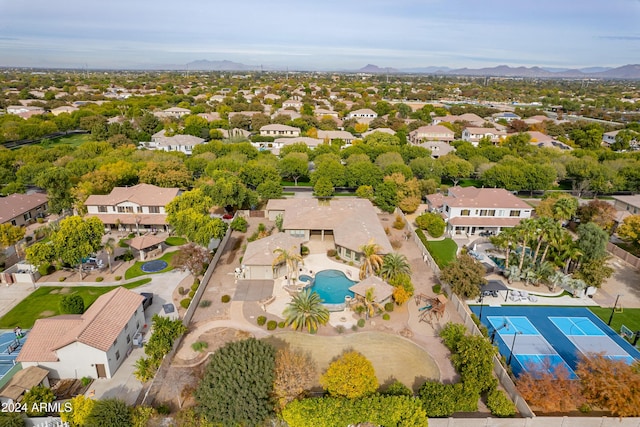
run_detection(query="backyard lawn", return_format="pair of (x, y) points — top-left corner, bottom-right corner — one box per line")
(165, 236), (187, 246)
(426, 238), (458, 268)
(0, 278), (151, 329)
(125, 251), (178, 279)
(41, 133), (93, 148)
(590, 307), (640, 341)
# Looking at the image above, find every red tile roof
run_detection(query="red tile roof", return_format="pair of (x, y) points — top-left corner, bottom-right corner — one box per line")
(0, 193), (47, 224)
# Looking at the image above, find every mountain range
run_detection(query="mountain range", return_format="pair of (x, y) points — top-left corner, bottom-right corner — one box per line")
(180, 60), (640, 79)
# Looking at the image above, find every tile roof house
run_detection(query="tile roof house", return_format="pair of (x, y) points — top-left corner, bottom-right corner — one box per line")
(408, 125), (455, 144)
(433, 113), (485, 127)
(461, 127), (506, 146)
(0, 193), (48, 226)
(259, 124), (301, 137)
(265, 198), (392, 265)
(161, 107), (191, 118)
(241, 232), (304, 280)
(85, 184), (180, 233)
(17, 287), (145, 379)
(347, 108), (377, 119)
(415, 140), (456, 158)
(146, 129), (205, 155)
(317, 130), (355, 144)
(526, 131), (572, 150)
(426, 186), (532, 236)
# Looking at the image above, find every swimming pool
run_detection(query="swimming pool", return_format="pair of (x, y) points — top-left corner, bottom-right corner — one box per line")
(311, 269), (355, 305)
(489, 255), (506, 269)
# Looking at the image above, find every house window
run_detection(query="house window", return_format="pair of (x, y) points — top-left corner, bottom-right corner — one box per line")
(23, 213), (31, 221)
(510, 210), (521, 217)
(149, 206), (160, 214)
(290, 230), (304, 237)
(114, 338), (118, 346)
(98, 206), (108, 213)
(117, 206), (125, 213)
(125, 323), (129, 331)
(126, 335), (131, 344)
(136, 321), (140, 329)
(345, 249), (352, 259)
(137, 206), (143, 213)
(115, 350), (120, 360)
(479, 210), (488, 216)
(461, 209), (470, 216)
(10, 220), (16, 226)
(125, 206), (133, 213)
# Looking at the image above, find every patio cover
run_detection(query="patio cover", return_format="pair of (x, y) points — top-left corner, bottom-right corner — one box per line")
(128, 234), (165, 251)
(349, 276), (394, 303)
(481, 279), (509, 293)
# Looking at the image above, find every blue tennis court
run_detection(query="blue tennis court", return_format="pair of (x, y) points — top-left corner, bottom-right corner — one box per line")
(472, 306), (640, 378)
(0, 331), (27, 379)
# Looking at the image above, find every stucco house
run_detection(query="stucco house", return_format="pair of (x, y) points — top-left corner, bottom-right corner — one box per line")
(259, 124), (301, 137)
(408, 125), (455, 144)
(347, 108), (377, 119)
(461, 127), (506, 146)
(241, 232), (304, 280)
(147, 129), (205, 154)
(17, 287), (145, 379)
(415, 140), (456, 158)
(612, 195), (640, 215)
(85, 183), (180, 232)
(432, 113), (485, 127)
(0, 193), (48, 227)
(161, 107), (191, 118)
(426, 186), (532, 236)
(265, 198), (392, 264)
(317, 130), (355, 144)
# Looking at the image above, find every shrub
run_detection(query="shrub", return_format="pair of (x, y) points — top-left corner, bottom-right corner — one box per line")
(81, 377), (92, 387)
(191, 341), (209, 352)
(188, 290), (196, 298)
(416, 212), (446, 238)
(58, 276), (66, 282)
(393, 214), (405, 230)
(37, 217), (44, 224)
(257, 316), (267, 326)
(199, 300), (212, 308)
(357, 319), (365, 328)
(335, 325), (345, 334)
(419, 381), (461, 417)
(384, 226), (391, 235)
(439, 322), (467, 351)
(221, 294), (231, 303)
(38, 263), (55, 276)
(180, 298), (191, 309)
(384, 380), (413, 396)
(115, 275), (122, 280)
(487, 388), (516, 417)
(278, 321), (285, 328)
(95, 276), (103, 282)
(191, 281), (200, 291)
(351, 325), (358, 331)
(267, 320), (277, 330)
(178, 286), (186, 296)
(156, 404), (170, 415)
(300, 245), (310, 256)
(60, 295), (84, 314)
(26, 235), (33, 242)
(230, 216), (248, 232)
(384, 302), (394, 312)
(382, 313), (390, 321)
(327, 249), (337, 257)
(432, 284), (442, 294)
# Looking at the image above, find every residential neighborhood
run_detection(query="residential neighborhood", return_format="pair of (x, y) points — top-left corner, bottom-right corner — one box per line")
(0, 68), (638, 426)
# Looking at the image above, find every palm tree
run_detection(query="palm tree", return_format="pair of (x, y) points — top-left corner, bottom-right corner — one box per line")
(379, 252), (411, 282)
(352, 287), (384, 319)
(540, 222), (564, 264)
(531, 217), (556, 265)
(516, 220), (537, 272)
(358, 239), (383, 280)
(283, 289), (330, 333)
(273, 246), (303, 285)
(491, 227), (517, 270)
(103, 237), (116, 273)
(552, 197), (578, 224)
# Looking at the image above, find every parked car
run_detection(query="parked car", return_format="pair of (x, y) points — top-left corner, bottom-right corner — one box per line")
(141, 292), (153, 310)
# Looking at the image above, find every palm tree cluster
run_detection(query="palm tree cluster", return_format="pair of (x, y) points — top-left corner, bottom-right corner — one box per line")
(490, 216), (610, 293)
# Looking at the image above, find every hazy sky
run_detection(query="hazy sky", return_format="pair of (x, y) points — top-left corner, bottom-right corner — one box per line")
(1, 0), (639, 70)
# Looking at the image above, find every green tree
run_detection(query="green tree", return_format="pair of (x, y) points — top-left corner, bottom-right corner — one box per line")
(35, 166), (73, 214)
(617, 214), (640, 248)
(439, 155), (473, 186)
(273, 246), (303, 284)
(415, 212), (445, 238)
(166, 189), (227, 247)
(320, 351), (378, 399)
(257, 180), (283, 200)
(283, 289), (330, 333)
(196, 338), (276, 426)
(59, 294), (84, 314)
(60, 395), (95, 427)
(379, 252), (411, 282)
(279, 152), (309, 185)
(576, 222), (609, 262)
(574, 257), (614, 288)
(0, 223), (26, 256)
(439, 253), (487, 299)
(86, 398), (132, 427)
(0, 411), (25, 427)
(50, 216), (104, 279)
(23, 385), (55, 416)
(359, 239), (384, 279)
(373, 180), (398, 213)
(313, 176), (334, 198)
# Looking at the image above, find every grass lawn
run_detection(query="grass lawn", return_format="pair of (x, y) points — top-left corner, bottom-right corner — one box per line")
(0, 278), (151, 329)
(41, 133), (93, 148)
(426, 238), (458, 268)
(165, 236), (187, 246)
(590, 307), (640, 338)
(125, 251), (178, 280)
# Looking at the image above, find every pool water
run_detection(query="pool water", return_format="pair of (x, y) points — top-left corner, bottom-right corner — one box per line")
(299, 274), (313, 283)
(489, 255), (506, 269)
(311, 269), (355, 304)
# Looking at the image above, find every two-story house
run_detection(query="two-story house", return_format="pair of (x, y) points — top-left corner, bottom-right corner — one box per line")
(462, 127), (506, 146)
(426, 186), (532, 236)
(408, 125), (455, 144)
(259, 124), (301, 137)
(85, 184), (180, 232)
(17, 287), (145, 379)
(347, 108), (377, 121)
